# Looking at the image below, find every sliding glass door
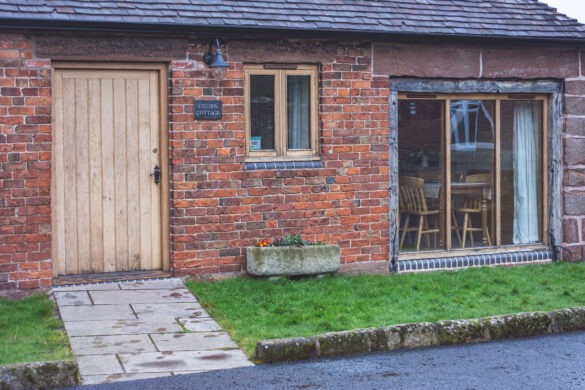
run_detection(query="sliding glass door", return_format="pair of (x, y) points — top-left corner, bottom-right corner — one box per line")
(397, 94), (546, 254)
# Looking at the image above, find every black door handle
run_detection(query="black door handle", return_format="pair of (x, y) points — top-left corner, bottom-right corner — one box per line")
(151, 165), (160, 185)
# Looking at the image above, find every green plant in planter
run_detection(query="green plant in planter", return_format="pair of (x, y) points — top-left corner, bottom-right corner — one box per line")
(272, 234), (324, 247)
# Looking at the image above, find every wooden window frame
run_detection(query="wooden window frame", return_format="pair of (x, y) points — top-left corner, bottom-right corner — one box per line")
(396, 93), (549, 260)
(244, 64), (319, 162)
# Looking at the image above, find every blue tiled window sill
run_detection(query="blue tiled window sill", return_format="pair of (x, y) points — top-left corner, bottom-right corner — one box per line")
(396, 249), (553, 273)
(245, 160), (322, 170)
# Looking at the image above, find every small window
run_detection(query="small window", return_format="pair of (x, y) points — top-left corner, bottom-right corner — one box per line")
(244, 64), (319, 160)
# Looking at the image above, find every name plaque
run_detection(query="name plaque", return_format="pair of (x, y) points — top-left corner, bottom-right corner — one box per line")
(194, 100), (222, 120)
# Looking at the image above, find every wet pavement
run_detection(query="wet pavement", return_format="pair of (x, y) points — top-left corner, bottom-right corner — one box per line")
(53, 278), (253, 385)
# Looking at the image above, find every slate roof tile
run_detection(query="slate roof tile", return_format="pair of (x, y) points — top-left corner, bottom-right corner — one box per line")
(0, 0), (583, 41)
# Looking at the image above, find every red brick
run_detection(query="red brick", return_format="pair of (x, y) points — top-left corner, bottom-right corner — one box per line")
(18, 280), (39, 289)
(0, 50), (18, 58)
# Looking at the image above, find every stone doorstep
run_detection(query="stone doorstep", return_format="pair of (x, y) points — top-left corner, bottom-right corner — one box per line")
(51, 278), (185, 292)
(255, 306), (585, 364)
(52, 283), (122, 291)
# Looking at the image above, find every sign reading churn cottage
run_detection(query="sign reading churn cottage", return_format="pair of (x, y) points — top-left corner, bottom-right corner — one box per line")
(193, 100), (222, 120)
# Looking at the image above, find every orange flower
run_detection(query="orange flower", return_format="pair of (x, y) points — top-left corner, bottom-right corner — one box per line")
(250, 238), (270, 247)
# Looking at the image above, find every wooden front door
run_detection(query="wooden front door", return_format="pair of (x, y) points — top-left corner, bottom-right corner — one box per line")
(52, 67), (164, 276)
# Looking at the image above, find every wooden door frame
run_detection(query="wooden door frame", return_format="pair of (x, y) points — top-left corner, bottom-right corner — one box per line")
(51, 61), (170, 273)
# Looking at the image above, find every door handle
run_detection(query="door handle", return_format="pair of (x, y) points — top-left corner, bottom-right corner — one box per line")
(151, 165), (160, 185)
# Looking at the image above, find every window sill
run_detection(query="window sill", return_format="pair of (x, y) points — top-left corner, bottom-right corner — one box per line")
(396, 248), (553, 273)
(244, 156), (321, 162)
(397, 244), (549, 261)
(244, 159), (322, 170)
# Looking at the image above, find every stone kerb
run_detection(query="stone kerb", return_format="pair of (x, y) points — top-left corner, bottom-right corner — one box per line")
(0, 360), (79, 390)
(255, 306), (585, 363)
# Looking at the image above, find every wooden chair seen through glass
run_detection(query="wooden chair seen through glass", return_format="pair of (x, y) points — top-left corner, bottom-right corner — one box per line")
(287, 75), (311, 149)
(450, 100), (495, 249)
(398, 100), (445, 252)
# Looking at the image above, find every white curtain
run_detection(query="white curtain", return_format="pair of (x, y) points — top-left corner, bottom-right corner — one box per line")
(287, 76), (310, 149)
(513, 102), (539, 244)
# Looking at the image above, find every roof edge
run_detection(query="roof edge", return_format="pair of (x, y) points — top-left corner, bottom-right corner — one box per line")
(2, 17), (585, 47)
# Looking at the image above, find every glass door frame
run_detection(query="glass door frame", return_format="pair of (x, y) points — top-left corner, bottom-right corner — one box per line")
(397, 93), (549, 256)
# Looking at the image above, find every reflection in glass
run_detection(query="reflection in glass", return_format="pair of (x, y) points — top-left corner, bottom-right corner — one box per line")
(450, 100), (495, 249)
(250, 75), (275, 150)
(287, 76), (310, 149)
(398, 100), (445, 252)
(501, 101), (542, 245)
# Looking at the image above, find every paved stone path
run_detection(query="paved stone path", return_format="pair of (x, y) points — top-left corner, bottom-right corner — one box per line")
(53, 278), (253, 385)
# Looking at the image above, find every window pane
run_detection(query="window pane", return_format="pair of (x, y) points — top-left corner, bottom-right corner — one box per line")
(450, 100), (495, 249)
(398, 100), (445, 252)
(500, 101), (542, 245)
(287, 75), (311, 149)
(250, 75), (275, 150)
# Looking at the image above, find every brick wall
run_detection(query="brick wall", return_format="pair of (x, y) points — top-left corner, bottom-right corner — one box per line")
(0, 33), (52, 289)
(1, 30), (584, 289)
(169, 40), (390, 276)
(563, 73), (585, 261)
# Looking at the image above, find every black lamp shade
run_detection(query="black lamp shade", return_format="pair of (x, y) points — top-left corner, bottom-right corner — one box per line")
(204, 39), (229, 68)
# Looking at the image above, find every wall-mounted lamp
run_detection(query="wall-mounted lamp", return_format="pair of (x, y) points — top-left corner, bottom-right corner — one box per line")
(203, 38), (229, 68)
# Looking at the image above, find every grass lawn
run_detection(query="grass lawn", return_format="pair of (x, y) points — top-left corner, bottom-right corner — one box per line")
(0, 294), (72, 365)
(187, 262), (585, 357)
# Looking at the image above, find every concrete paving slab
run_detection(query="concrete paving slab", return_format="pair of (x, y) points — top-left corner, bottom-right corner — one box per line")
(53, 284), (121, 292)
(64, 318), (183, 336)
(119, 350), (253, 373)
(70, 334), (157, 355)
(82, 372), (170, 385)
(54, 291), (92, 306)
(132, 303), (207, 320)
(76, 355), (123, 375)
(90, 289), (196, 305)
(119, 279), (185, 290)
(179, 318), (222, 332)
(59, 304), (136, 321)
(151, 332), (238, 352)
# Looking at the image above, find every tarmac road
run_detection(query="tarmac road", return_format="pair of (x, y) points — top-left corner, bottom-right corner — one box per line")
(72, 331), (585, 389)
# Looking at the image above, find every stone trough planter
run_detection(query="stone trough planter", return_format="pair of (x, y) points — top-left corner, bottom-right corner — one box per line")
(246, 244), (341, 276)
